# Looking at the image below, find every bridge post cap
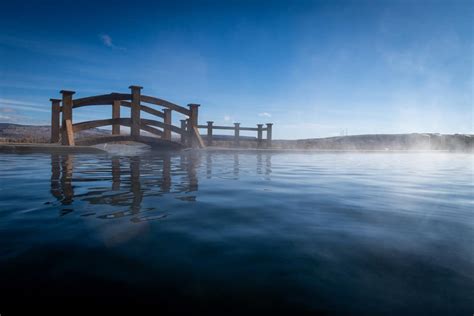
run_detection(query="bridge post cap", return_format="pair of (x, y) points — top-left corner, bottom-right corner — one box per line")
(207, 121), (214, 124)
(266, 123), (273, 126)
(187, 103), (200, 107)
(129, 85), (143, 90)
(257, 124), (263, 126)
(60, 90), (75, 95)
(234, 122), (240, 125)
(50, 98), (61, 102)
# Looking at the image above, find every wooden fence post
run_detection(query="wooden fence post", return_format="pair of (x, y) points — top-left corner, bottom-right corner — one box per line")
(60, 90), (75, 145)
(180, 119), (187, 145)
(207, 121), (213, 146)
(50, 98), (61, 143)
(112, 100), (121, 135)
(257, 124), (263, 148)
(163, 109), (172, 140)
(266, 123), (273, 148)
(234, 123), (240, 147)
(188, 104), (200, 147)
(129, 85), (142, 138)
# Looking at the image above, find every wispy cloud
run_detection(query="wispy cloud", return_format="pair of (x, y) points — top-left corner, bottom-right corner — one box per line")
(258, 112), (272, 118)
(99, 34), (126, 50)
(224, 115), (231, 121)
(0, 98), (49, 113)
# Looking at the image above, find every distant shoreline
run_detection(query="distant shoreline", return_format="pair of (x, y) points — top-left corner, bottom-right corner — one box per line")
(0, 123), (472, 152)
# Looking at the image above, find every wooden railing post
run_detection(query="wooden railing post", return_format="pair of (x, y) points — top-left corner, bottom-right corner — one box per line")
(163, 109), (172, 140)
(207, 121), (213, 146)
(188, 103), (200, 147)
(112, 100), (121, 135)
(50, 98), (61, 143)
(257, 124), (263, 148)
(180, 119), (187, 145)
(234, 123), (240, 147)
(266, 123), (273, 148)
(129, 85), (143, 138)
(60, 90), (75, 145)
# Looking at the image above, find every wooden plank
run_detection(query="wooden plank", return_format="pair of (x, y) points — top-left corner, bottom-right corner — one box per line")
(73, 118), (132, 132)
(65, 119), (75, 146)
(73, 93), (131, 108)
(209, 125), (235, 130)
(121, 101), (165, 118)
(163, 109), (172, 140)
(141, 118), (186, 135)
(50, 99), (61, 143)
(61, 90), (74, 145)
(141, 95), (190, 116)
(193, 126), (205, 148)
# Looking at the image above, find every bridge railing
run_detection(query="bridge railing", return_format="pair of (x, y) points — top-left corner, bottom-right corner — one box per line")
(50, 86), (199, 147)
(196, 122), (273, 148)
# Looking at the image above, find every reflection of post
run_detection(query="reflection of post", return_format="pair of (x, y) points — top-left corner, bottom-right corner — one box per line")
(187, 152), (199, 192)
(61, 155), (74, 204)
(130, 156), (142, 213)
(112, 157), (121, 191)
(233, 153), (239, 178)
(206, 152), (212, 179)
(265, 154), (272, 178)
(162, 154), (171, 192)
(50, 154), (62, 199)
(256, 152), (262, 175)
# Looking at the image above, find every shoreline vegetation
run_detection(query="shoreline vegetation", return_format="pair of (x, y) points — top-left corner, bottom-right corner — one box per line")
(0, 123), (472, 152)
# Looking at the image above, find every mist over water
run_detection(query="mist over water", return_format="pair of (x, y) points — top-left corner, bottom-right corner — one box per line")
(0, 151), (473, 314)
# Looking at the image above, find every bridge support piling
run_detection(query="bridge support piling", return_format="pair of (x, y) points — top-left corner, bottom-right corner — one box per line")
(188, 104), (200, 147)
(112, 100), (121, 135)
(206, 121), (213, 146)
(50, 99), (61, 143)
(60, 90), (75, 145)
(257, 124), (263, 148)
(129, 85), (143, 138)
(163, 109), (172, 140)
(266, 123), (273, 148)
(234, 123), (240, 147)
(180, 120), (187, 145)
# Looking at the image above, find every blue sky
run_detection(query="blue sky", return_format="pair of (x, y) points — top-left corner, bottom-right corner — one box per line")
(0, 0), (472, 139)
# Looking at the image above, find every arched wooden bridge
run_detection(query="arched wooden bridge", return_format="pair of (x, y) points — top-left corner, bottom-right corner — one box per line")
(50, 85), (273, 149)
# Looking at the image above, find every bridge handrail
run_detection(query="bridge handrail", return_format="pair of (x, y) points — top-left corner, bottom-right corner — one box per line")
(72, 93), (131, 108)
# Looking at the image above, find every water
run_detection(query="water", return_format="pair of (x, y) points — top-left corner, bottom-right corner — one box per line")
(0, 151), (473, 314)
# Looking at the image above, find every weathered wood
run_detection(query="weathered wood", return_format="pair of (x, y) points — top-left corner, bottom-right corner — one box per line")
(65, 119), (75, 146)
(120, 101), (164, 118)
(60, 90), (75, 145)
(257, 124), (263, 148)
(130, 85), (142, 138)
(266, 123), (273, 148)
(112, 100), (121, 135)
(180, 120), (187, 145)
(140, 124), (163, 137)
(193, 126), (205, 148)
(141, 95), (190, 116)
(163, 109), (172, 140)
(72, 93), (131, 108)
(234, 123), (240, 147)
(188, 104), (199, 147)
(207, 121), (213, 146)
(73, 118), (132, 132)
(141, 118), (186, 135)
(50, 99), (61, 143)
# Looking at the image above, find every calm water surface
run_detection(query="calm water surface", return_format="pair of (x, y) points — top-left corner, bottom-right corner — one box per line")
(0, 151), (473, 314)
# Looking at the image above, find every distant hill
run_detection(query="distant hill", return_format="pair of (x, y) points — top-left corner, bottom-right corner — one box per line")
(0, 123), (472, 151)
(0, 123), (109, 143)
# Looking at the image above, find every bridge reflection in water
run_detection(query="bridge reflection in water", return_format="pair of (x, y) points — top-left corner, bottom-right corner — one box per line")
(49, 151), (272, 221)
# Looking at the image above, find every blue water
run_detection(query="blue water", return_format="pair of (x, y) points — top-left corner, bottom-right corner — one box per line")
(0, 151), (473, 314)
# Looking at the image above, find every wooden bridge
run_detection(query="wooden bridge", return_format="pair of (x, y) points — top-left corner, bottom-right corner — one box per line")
(50, 85), (273, 149)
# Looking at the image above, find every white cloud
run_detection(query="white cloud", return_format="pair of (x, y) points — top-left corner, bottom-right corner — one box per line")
(99, 34), (125, 50)
(224, 115), (231, 121)
(258, 112), (272, 118)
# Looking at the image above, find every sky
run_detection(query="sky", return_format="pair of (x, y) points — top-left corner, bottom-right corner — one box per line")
(0, 0), (472, 139)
